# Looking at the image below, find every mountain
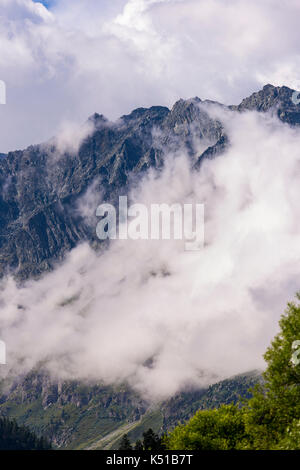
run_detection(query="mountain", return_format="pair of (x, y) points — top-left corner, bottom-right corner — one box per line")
(0, 84), (297, 449)
(231, 84), (300, 124)
(1, 84), (298, 280)
(0, 370), (261, 449)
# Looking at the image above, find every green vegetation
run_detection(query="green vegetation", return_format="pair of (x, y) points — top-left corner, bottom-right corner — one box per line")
(118, 434), (132, 450)
(0, 379), (147, 449)
(164, 405), (246, 450)
(119, 428), (166, 451)
(0, 371), (259, 449)
(164, 295), (300, 450)
(0, 417), (51, 450)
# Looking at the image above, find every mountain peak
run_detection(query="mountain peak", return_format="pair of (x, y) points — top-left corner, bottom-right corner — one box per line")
(230, 84), (300, 125)
(88, 113), (109, 128)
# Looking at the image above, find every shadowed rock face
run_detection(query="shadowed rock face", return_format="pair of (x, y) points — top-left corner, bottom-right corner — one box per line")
(230, 84), (300, 125)
(0, 85), (299, 280)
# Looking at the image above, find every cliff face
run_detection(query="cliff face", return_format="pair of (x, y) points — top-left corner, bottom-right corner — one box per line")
(0, 84), (299, 280)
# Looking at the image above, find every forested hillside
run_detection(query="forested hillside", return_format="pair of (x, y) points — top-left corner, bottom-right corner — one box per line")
(0, 372), (260, 449)
(0, 417), (51, 450)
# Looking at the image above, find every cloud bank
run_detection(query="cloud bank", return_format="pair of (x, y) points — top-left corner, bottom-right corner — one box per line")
(1, 0), (300, 152)
(1, 107), (300, 399)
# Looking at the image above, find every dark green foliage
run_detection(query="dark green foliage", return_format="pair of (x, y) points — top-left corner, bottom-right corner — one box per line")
(142, 428), (165, 451)
(0, 417), (51, 450)
(132, 428), (165, 451)
(134, 439), (143, 451)
(118, 434), (132, 450)
(119, 428), (166, 451)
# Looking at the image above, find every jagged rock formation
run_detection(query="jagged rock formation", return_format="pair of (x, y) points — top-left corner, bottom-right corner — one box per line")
(230, 84), (300, 125)
(0, 100), (220, 279)
(1, 84), (298, 280)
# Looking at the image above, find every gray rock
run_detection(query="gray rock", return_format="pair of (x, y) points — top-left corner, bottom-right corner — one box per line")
(0, 85), (299, 280)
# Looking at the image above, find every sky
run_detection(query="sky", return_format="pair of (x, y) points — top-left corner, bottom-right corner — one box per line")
(1, 0), (300, 153)
(34, 0), (52, 5)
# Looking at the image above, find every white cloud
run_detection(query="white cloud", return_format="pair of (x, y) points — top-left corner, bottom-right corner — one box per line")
(1, 0), (300, 152)
(50, 118), (95, 155)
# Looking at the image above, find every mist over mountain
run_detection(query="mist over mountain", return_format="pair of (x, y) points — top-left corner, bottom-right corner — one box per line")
(0, 95), (223, 279)
(1, 84), (300, 400)
(0, 84), (298, 279)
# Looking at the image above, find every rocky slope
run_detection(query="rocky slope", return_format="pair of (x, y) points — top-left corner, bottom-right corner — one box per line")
(1, 84), (298, 280)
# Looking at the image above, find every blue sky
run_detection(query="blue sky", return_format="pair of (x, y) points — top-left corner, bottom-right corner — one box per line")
(34, 0), (52, 7)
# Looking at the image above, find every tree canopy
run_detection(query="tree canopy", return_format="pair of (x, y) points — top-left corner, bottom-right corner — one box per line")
(165, 294), (300, 450)
(0, 417), (51, 450)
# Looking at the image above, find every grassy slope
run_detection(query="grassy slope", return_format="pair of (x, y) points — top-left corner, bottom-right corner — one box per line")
(0, 371), (261, 450)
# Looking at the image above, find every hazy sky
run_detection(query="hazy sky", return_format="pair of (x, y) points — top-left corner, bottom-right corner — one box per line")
(1, 0), (300, 152)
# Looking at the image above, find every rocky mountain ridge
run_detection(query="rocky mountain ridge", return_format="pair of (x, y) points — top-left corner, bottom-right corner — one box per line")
(1, 84), (299, 280)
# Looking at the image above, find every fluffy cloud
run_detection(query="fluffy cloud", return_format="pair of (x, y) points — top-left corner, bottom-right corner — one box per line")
(1, 107), (300, 399)
(1, 0), (300, 152)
